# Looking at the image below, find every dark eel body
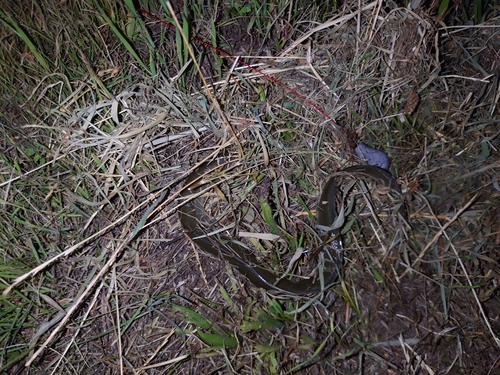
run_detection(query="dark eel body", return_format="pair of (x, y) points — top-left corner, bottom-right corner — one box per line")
(179, 162), (405, 294)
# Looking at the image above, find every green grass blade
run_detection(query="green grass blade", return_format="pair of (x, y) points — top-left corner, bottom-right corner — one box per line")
(197, 331), (238, 348)
(0, 8), (50, 71)
(260, 197), (281, 236)
(123, 0), (157, 76)
(93, 0), (149, 74)
(173, 305), (212, 330)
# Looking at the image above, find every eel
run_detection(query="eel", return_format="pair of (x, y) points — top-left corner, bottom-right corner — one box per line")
(178, 162), (405, 294)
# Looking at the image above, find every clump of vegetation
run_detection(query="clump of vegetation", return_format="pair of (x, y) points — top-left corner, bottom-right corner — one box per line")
(1, 0), (499, 373)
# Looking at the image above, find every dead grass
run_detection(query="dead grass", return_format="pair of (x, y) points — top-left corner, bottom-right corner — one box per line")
(0, 0), (499, 374)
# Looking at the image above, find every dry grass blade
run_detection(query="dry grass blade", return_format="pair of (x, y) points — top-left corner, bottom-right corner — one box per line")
(401, 193), (479, 277)
(279, 1), (377, 56)
(24, 227), (134, 366)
